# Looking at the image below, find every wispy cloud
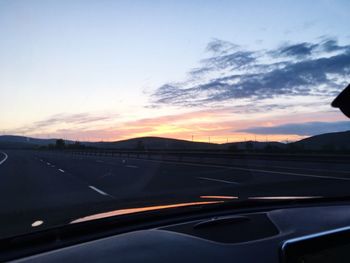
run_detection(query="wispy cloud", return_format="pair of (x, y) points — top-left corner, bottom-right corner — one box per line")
(33, 113), (117, 128)
(236, 121), (350, 136)
(5, 112), (118, 135)
(151, 37), (350, 107)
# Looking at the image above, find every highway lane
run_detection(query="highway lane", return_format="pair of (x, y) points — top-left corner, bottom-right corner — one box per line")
(0, 150), (114, 210)
(0, 150), (114, 238)
(2, 149), (350, 238)
(34, 150), (350, 198)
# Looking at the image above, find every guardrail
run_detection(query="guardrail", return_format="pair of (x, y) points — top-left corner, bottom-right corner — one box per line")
(56, 149), (350, 165)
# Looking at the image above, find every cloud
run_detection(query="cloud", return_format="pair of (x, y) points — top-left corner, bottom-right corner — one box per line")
(33, 113), (115, 128)
(202, 51), (256, 69)
(5, 112), (118, 135)
(205, 38), (239, 54)
(151, 38), (350, 107)
(236, 121), (350, 136)
(277, 42), (317, 58)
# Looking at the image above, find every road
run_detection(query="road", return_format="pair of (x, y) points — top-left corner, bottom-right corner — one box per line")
(1, 149), (350, 238)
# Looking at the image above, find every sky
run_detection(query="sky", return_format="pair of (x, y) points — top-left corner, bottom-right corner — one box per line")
(0, 0), (350, 143)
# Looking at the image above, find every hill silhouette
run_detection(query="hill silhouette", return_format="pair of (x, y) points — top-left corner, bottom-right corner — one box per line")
(292, 130), (350, 151)
(0, 131), (349, 153)
(0, 135), (72, 149)
(94, 136), (219, 150)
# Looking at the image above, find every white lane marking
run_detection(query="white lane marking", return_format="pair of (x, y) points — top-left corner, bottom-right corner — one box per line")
(126, 165), (138, 168)
(58, 169), (65, 173)
(47, 162), (51, 165)
(0, 152), (8, 165)
(89, 185), (109, 196)
(198, 177), (239, 184)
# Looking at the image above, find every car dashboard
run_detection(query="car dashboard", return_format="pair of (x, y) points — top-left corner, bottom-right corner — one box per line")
(11, 204), (350, 263)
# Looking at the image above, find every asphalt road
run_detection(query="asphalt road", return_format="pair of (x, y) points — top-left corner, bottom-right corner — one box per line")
(1, 149), (350, 238)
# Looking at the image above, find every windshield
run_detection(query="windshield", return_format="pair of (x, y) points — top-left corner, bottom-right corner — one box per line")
(1, 0), (350, 239)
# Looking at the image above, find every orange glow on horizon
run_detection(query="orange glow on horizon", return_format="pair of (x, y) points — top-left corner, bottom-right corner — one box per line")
(21, 107), (347, 143)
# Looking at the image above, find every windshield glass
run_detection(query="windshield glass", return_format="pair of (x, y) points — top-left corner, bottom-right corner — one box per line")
(1, 0), (350, 238)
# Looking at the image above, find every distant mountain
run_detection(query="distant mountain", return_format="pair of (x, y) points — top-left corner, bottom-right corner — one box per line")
(0, 135), (220, 150)
(92, 137), (287, 151)
(0, 135), (56, 145)
(0, 131), (349, 152)
(292, 130), (350, 151)
(93, 136), (220, 150)
(0, 135), (72, 149)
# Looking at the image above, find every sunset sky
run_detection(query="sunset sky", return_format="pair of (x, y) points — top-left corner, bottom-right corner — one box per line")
(1, 0), (350, 143)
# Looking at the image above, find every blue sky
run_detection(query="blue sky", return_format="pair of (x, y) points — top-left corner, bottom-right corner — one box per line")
(0, 0), (349, 142)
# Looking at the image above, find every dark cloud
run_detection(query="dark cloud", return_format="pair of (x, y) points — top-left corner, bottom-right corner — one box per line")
(320, 39), (349, 52)
(277, 42), (317, 58)
(151, 38), (350, 107)
(236, 121), (350, 136)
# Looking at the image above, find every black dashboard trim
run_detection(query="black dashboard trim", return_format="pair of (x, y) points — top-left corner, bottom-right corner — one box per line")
(281, 225), (350, 263)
